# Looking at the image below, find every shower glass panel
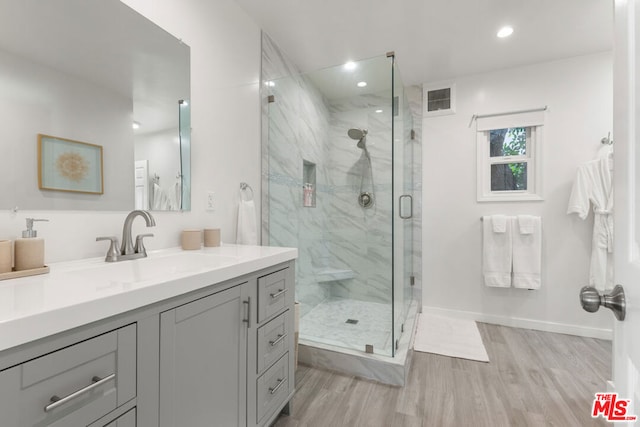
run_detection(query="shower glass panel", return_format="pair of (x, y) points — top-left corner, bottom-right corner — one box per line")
(392, 57), (414, 353)
(264, 54), (413, 357)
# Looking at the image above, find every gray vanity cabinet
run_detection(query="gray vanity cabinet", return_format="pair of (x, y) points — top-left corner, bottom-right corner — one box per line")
(0, 259), (296, 427)
(157, 263), (296, 427)
(247, 266), (296, 427)
(159, 282), (250, 427)
(0, 324), (136, 427)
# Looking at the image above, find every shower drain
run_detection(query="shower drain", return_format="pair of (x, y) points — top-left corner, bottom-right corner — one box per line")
(345, 319), (359, 324)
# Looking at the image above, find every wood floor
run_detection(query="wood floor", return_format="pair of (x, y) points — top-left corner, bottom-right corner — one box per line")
(273, 323), (611, 427)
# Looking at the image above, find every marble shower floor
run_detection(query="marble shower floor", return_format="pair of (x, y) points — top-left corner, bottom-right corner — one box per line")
(299, 297), (393, 355)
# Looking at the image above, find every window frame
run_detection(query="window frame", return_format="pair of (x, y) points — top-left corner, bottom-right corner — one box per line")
(477, 125), (543, 202)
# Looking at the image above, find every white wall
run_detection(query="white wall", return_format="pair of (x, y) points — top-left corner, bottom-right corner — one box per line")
(0, 0), (261, 262)
(422, 52), (614, 338)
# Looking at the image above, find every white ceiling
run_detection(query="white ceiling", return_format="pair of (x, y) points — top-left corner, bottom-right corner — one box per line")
(234, 0), (613, 86)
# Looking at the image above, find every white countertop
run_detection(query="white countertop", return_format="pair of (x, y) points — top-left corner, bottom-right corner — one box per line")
(0, 244), (297, 353)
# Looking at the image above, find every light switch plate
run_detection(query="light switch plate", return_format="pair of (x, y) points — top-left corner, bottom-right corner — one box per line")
(206, 192), (215, 211)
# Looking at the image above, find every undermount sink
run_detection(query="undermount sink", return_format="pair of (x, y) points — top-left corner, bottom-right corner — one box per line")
(135, 252), (238, 274)
(60, 251), (239, 284)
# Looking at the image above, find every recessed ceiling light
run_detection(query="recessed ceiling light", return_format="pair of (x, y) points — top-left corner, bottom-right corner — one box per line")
(344, 61), (357, 71)
(375, 109), (383, 113)
(497, 26), (514, 38)
(357, 81), (367, 88)
(132, 121), (140, 130)
(264, 81), (275, 87)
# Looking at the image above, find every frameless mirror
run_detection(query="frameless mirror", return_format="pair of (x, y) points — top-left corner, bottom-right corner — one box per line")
(0, 0), (190, 211)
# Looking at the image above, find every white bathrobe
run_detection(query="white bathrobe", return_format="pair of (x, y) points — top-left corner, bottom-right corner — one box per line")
(567, 156), (614, 291)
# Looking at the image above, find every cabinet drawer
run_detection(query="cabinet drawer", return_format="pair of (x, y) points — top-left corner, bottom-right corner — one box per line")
(257, 310), (289, 374)
(256, 352), (289, 424)
(257, 268), (290, 322)
(104, 408), (136, 427)
(0, 324), (136, 427)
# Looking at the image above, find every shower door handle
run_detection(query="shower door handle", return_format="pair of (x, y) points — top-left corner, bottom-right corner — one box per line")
(399, 195), (412, 219)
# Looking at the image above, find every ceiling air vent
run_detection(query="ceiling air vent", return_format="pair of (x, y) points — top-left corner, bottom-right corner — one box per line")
(424, 82), (456, 117)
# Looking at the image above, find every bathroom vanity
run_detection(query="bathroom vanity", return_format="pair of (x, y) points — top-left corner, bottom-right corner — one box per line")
(0, 245), (297, 427)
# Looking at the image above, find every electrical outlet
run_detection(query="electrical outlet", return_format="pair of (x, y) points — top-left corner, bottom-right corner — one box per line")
(206, 192), (215, 211)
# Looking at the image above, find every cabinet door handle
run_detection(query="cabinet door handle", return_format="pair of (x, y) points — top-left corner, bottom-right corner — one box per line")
(269, 333), (287, 347)
(269, 378), (285, 395)
(243, 297), (251, 328)
(44, 373), (115, 412)
(270, 288), (287, 299)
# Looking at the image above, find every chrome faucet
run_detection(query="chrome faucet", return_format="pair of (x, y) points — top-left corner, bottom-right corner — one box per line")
(96, 210), (156, 262)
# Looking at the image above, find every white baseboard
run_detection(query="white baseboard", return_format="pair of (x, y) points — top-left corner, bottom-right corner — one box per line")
(421, 306), (612, 340)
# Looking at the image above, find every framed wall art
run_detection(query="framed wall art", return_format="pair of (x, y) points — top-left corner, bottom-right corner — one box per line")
(38, 134), (103, 194)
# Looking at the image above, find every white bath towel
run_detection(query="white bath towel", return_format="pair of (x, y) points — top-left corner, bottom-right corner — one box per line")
(236, 199), (257, 245)
(482, 215), (512, 287)
(512, 215), (542, 289)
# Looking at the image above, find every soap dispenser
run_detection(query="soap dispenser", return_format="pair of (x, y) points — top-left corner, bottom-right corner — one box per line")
(14, 218), (48, 271)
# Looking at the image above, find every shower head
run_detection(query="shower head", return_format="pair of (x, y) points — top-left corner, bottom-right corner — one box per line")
(347, 128), (368, 149)
(348, 128), (367, 140)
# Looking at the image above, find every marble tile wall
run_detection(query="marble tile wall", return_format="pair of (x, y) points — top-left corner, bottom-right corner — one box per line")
(261, 33), (332, 317)
(325, 93), (394, 305)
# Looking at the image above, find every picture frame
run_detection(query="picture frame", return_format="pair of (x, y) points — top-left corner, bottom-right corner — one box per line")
(38, 134), (104, 195)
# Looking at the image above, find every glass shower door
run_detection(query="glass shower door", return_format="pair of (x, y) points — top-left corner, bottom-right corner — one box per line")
(392, 57), (414, 355)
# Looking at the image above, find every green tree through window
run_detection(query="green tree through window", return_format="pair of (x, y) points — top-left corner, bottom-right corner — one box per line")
(489, 127), (528, 191)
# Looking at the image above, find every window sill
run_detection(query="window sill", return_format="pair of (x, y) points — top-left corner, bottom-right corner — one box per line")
(477, 193), (544, 202)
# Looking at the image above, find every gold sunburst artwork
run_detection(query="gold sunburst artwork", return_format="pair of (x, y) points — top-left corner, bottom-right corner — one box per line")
(55, 152), (90, 183)
(38, 134), (103, 194)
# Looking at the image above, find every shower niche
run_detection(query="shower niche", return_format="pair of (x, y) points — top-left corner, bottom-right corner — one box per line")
(302, 160), (316, 207)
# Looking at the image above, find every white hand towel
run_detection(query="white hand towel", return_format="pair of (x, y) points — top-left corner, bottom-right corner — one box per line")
(236, 199), (257, 245)
(492, 215), (508, 233)
(517, 215), (536, 234)
(152, 183), (170, 210)
(513, 215), (542, 289)
(482, 215), (513, 287)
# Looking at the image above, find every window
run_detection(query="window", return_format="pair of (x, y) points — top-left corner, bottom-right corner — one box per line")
(476, 112), (543, 201)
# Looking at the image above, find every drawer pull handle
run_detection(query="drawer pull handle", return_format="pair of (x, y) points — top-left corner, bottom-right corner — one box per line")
(270, 288), (287, 299)
(243, 297), (251, 328)
(269, 378), (285, 395)
(269, 333), (287, 347)
(44, 373), (115, 413)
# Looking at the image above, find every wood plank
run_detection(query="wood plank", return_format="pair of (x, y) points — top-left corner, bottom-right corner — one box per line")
(274, 323), (611, 426)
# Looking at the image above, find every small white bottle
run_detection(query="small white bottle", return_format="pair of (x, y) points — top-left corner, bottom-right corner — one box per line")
(303, 183), (314, 207)
(307, 183), (314, 206)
